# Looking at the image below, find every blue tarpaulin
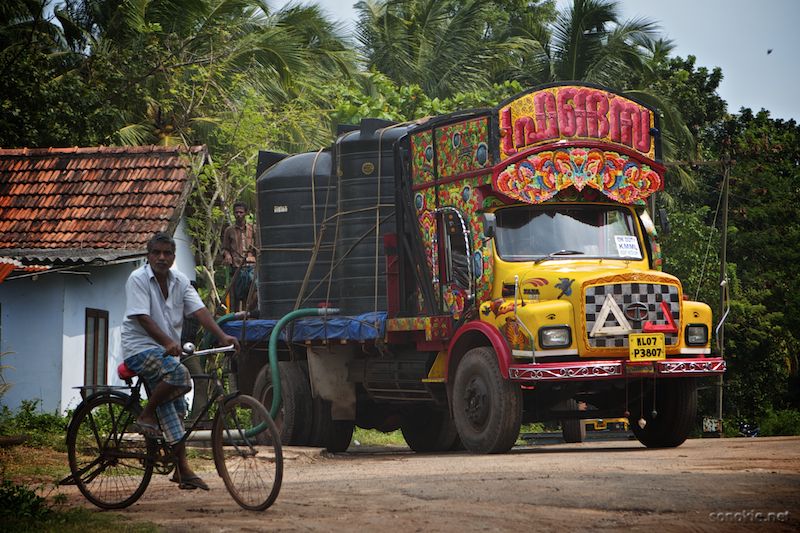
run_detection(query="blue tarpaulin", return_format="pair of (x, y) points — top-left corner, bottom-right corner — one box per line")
(221, 311), (387, 343)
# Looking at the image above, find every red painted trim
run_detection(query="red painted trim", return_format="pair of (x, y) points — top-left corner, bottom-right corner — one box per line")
(507, 357), (725, 382)
(447, 320), (513, 379)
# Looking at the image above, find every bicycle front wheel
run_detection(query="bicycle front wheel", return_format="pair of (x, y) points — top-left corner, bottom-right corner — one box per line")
(66, 393), (155, 509)
(212, 394), (283, 511)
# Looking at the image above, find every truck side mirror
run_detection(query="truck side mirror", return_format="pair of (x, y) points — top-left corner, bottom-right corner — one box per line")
(658, 208), (671, 235)
(482, 212), (496, 240)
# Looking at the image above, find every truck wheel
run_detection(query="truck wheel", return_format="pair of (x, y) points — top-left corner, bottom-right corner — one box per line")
(253, 361), (312, 446)
(630, 378), (697, 448)
(308, 396), (354, 452)
(453, 346), (522, 454)
(328, 420), (355, 453)
(400, 406), (458, 452)
(308, 395), (330, 448)
(561, 399), (586, 443)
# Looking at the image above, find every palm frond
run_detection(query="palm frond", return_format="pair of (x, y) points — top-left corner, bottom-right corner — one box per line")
(116, 123), (155, 146)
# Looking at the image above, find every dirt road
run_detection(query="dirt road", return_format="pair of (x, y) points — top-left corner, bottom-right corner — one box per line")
(59, 436), (800, 532)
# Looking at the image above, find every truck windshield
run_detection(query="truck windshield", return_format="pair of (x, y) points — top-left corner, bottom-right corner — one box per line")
(494, 204), (643, 261)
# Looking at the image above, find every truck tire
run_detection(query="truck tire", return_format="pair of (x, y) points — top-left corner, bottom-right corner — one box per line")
(630, 378), (697, 448)
(452, 346), (522, 454)
(253, 361), (313, 446)
(328, 419), (355, 453)
(308, 395), (330, 448)
(400, 406), (459, 452)
(560, 399), (586, 443)
(308, 396), (354, 452)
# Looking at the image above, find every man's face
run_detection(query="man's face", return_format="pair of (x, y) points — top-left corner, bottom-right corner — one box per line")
(148, 242), (175, 276)
(234, 206), (247, 225)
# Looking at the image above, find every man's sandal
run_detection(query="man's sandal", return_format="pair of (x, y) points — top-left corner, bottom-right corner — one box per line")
(171, 473), (209, 491)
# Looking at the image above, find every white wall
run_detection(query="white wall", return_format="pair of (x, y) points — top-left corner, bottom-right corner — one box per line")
(174, 217), (196, 282)
(60, 262), (136, 412)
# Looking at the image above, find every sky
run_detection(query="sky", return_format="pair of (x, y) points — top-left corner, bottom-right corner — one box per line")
(279, 0), (799, 122)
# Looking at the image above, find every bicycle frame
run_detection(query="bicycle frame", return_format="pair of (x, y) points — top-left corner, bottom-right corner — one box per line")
(65, 343), (283, 511)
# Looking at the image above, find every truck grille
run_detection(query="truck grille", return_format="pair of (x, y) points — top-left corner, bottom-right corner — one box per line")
(584, 283), (680, 348)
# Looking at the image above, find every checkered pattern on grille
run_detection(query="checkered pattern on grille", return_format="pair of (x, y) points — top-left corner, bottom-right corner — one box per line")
(584, 283), (680, 348)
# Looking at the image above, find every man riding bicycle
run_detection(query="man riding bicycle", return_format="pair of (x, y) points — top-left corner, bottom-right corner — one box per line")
(122, 232), (240, 490)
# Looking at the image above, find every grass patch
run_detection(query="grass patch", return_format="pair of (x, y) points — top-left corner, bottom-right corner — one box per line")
(352, 427), (407, 447)
(6, 508), (161, 533)
(0, 445), (70, 483)
(0, 479), (159, 533)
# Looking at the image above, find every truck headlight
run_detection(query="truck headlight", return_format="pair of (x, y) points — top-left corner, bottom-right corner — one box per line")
(539, 326), (571, 348)
(685, 324), (708, 346)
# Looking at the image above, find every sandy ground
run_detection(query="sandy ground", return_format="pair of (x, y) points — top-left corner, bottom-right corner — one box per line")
(55, 436), (800, 532)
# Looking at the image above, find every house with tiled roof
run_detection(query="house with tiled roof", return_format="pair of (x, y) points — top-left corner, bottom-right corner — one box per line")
(0, 145), (207, 413)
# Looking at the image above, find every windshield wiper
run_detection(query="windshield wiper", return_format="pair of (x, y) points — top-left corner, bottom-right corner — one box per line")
(534, 250), (585, 264)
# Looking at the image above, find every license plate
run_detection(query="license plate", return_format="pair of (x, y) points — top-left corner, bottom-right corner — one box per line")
(629, 333), (666, 361)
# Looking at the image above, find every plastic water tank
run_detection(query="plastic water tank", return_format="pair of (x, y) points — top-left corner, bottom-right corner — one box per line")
(334, 119), (410, 314)
(256, 150), (337, 319)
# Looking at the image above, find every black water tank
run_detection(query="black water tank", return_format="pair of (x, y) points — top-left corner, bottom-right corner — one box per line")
(334, 119), (410, 314)
(256, 150), (337, 319)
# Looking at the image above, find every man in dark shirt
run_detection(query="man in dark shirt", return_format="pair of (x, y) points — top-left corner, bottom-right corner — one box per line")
(222, 202), (256, 312)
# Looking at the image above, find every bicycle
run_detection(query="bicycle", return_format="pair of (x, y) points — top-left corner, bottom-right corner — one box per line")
(64, 343), (282, 511)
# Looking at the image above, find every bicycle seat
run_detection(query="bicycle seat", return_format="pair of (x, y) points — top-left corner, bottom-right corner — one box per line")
(117, 361), (137, 380)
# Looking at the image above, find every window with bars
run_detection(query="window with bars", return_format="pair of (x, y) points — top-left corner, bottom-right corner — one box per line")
(84, 308), (109, 386)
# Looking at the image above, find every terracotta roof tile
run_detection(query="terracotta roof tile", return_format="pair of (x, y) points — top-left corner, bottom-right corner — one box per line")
(0, 145), (206, 260)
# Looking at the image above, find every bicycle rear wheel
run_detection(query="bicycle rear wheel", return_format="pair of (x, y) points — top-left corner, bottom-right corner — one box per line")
(212, 394), (283, 511)
(66, 393), (154, 509)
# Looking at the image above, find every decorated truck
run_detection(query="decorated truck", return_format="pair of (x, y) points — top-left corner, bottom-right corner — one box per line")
(222, 82), (726, 453)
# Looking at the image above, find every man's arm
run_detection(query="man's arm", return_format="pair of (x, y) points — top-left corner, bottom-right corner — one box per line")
(133, 314), (182, 356)
(192, 307), (241, 352)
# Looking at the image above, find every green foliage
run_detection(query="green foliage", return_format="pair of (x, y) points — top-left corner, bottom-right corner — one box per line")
(758, 409), (800, 436)
(0, 400), (68, 450)
(724, 293), (797, 420)
(722, 110), (800, 344)
(352, 427), (406, 447)
(355, 0), (525, 99)
(0, 479), (51, 522)
(661, 203), (720, 307)
(331, 71), (524, 126)
(0, 479), (158, 532)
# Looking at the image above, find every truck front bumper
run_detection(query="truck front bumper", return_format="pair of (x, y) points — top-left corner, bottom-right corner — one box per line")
(508, 357), (725, 382)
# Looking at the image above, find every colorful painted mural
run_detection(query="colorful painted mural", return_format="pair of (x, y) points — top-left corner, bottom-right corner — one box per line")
(493, 148), (662, 205)
(435, 175), (494, 315)
(412, 118), (491, 187)
(498, 85), (658, 162)
(411, 130), (435, 186)
(435, 118), (491, 179)
(413, 172), (495, 319)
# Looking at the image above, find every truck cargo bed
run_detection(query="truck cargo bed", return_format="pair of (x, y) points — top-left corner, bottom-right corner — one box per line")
(221, 311), (387, 343)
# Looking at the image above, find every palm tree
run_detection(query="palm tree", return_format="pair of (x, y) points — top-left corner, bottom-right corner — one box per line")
(499, 0), (659, 89)
(52, 0), (356, 146)
(355, 0), (518, 99)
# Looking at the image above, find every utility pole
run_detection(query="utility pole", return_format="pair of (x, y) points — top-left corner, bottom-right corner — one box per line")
(715, 145), (733, 430)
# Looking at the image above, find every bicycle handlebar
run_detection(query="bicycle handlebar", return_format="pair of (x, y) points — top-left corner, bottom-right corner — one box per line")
(182, 343), (236, 358)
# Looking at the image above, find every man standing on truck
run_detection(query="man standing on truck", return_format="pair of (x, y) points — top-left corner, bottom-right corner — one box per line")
(123, 232), (240, 490)
(222, 201), (256, 312)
